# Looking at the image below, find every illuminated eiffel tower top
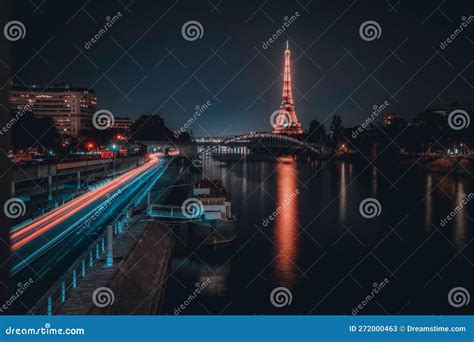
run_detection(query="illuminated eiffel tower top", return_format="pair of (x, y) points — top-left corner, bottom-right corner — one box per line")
(272, 41), (303, 135)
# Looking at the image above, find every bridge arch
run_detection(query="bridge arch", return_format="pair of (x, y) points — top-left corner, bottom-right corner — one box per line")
(198, 133), (322, 155)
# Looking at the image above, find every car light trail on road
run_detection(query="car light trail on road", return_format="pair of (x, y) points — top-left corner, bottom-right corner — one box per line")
(10, 154), (160, 252)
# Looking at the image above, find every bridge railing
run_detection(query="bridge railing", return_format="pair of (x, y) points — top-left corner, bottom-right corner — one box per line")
(147, 204), (201, 220)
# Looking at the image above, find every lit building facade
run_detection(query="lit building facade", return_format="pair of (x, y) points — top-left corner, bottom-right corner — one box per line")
(113, 117), (135, 132)
(9, 84), (97, 136)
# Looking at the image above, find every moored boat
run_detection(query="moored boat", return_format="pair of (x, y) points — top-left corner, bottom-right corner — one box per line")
(188, 179), (236, 246)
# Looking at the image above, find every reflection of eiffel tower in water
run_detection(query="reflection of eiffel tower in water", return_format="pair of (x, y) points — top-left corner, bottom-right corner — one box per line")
(272, 41), (303, 135)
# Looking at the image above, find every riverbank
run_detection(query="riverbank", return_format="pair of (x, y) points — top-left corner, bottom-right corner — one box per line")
(334, 152), (473, 175)
(419, 156), (472, 175)
(51, 218), (175, 315)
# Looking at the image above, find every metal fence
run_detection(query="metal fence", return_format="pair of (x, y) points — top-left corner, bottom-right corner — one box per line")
(28, 205), (133, 315)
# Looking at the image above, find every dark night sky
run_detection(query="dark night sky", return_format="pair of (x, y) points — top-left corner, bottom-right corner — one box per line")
(7, 0), (474, 136)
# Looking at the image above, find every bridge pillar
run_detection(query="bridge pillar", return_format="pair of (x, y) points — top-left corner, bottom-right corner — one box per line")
(76, 171), (81, 189)
(105, 224), (113, 267)
(48, 175), (52, 201)
(47, 297), (52, 316)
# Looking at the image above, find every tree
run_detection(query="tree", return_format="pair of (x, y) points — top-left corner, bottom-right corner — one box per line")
(307, 119), (326, 143)
(79, 128), (114, 147)
(11, 112), (60, 152)
(58, 134), (84, 155)
(329, 115), (343, 148)
(130, 114), (173, 141)
(414, 110), (447, 153)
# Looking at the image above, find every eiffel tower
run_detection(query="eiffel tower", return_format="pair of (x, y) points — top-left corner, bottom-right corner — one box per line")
(272, 41), (303, 135)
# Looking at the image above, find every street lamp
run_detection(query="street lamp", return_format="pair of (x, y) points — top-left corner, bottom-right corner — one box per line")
(111, 144), (118, 178)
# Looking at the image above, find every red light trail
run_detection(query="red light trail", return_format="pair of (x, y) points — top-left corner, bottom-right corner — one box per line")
(10, 155), (160, 251)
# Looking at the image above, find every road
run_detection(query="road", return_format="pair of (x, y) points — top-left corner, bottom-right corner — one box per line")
(9, 154), (171, 307)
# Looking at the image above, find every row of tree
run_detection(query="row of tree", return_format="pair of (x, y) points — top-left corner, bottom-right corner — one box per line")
(305, 110), (474, 154)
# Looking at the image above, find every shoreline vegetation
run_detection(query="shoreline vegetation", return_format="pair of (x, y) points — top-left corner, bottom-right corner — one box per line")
(334, 151), (473, 175)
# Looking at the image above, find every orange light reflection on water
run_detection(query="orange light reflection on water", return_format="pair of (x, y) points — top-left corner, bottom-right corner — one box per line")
(273, 156), (299, 288)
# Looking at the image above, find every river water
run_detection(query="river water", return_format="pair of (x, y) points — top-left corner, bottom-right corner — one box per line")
(163, 155), (473, 315)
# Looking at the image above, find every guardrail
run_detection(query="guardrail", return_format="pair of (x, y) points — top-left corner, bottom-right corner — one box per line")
(29, 205), (133, 315)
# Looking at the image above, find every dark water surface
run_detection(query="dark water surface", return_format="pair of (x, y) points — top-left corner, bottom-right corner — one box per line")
(164, 156), (473, 315)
